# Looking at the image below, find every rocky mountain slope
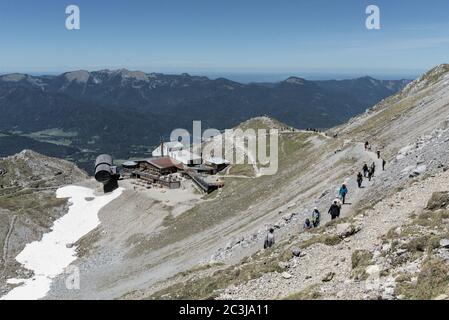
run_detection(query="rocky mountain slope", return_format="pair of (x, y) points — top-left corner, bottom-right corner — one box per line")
(0, 70), (409, 172)
(0, 150), (88, 295)
(0, 65), (447, 300)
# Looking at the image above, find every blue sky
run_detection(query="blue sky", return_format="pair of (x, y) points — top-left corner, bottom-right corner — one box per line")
(0, 0), (448, 79)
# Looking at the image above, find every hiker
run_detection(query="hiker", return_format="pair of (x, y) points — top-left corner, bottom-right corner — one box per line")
(368, 168), (373, 181)
(377, 150), (381, 159)
(357, 172), (363, 188)
(328, 201), (341, 220)
(339, 184), (348, 204)
(311, 207), (321, 228)
(365, 141), (369, 150)
(333, 197), (342, 208)
(382, 159), (386, 171)
(264, 228), (275, 249)
(363, 163), (369, 177)
(303, 218), (313, 230)
(371, 162), (376, 176)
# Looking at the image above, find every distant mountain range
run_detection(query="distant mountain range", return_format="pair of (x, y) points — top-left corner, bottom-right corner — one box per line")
(0, 69), (410, 171)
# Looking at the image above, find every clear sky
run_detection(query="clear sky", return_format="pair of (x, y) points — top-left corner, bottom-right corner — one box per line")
(0, 0), (448, 79)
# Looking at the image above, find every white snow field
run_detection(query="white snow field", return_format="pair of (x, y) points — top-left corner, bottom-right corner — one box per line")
(1, 186), (123, 300)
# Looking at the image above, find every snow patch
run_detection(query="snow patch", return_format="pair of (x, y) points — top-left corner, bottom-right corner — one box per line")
(1, 186), (123, 300)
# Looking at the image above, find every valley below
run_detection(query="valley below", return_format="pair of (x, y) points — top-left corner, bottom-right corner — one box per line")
(0, 69), (410, 173)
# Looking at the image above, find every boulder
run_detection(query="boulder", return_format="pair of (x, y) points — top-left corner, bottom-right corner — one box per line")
(401, 165), (415, 173)
(398, 145), (413, 155)
(234, 237), (245, 246)
(409, 165), (427, 178)
(336, 223), (361, 238)
(319, 190), (330, 199)
(282, 272), (292, 279)
(291, 248), (301, 257)
(322, 272), (335, 282)
(439, 239), (449, 249)
(365, 265), (380, 276)
(426, 191), (449, 210)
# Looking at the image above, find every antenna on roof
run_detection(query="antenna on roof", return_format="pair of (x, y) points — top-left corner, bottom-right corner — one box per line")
(160, 136), (164, 157)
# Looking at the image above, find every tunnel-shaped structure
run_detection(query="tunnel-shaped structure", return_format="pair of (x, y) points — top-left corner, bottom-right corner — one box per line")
(94, 154), (113, 184)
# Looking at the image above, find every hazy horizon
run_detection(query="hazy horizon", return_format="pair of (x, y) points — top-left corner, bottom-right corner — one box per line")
(1, 1), (448, 78)
(0, 68), (420, 83)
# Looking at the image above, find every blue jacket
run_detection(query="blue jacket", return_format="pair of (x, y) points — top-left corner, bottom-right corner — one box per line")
(339, 186), (348, 196)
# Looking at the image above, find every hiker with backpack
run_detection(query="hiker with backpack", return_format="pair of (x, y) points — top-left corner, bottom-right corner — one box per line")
(357, 172), (363, 188)
(303, 218), (313, 231)
(328, 200), (341, 220)
(264, 228), (275, 249)
(339, 184), (348, 204)
(333, 197), (342, 208)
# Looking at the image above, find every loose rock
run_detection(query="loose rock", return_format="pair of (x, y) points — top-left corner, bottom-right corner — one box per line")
(322, 272), (335, 282)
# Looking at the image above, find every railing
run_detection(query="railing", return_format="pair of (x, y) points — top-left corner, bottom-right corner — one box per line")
(185, 169), (220, 193)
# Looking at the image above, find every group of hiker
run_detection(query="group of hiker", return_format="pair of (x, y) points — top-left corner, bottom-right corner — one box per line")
(265, 204), (325, 248)
(305, 128), (323, 133)
(303, 183), (347, 231)
(358, 147), (386, 189)
(326, 184), (348, 221)
(264, 142), (386, 249)
(360, 162), (375, 185)
(303, 207), (321, 230)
